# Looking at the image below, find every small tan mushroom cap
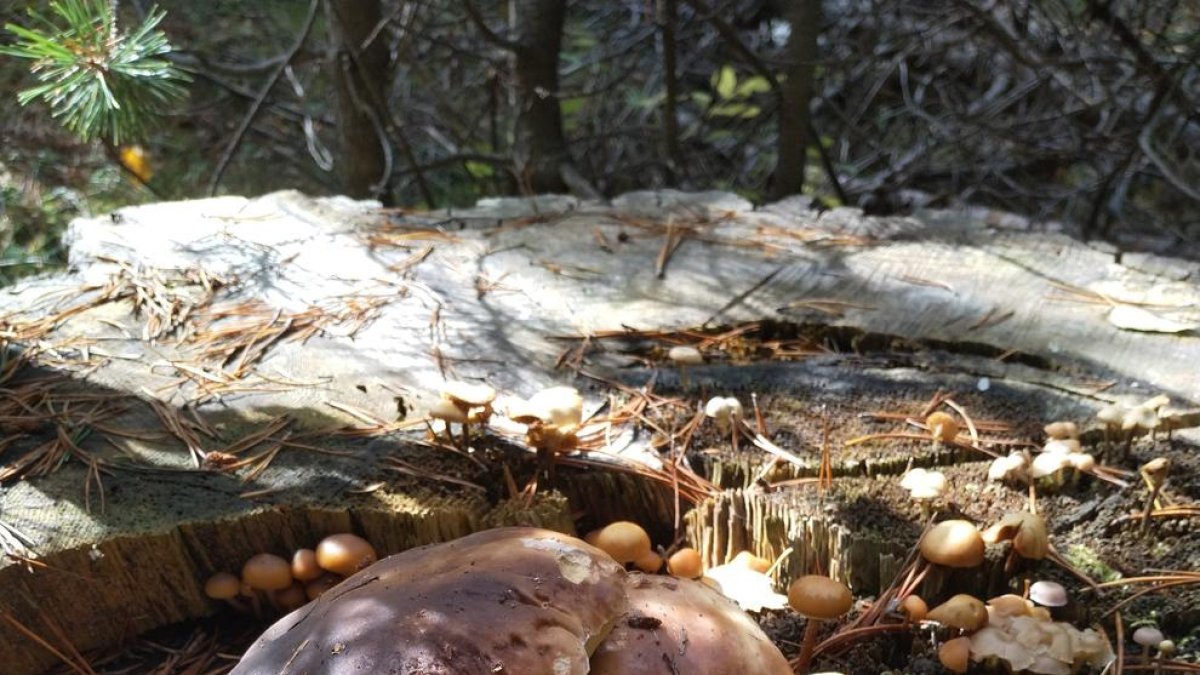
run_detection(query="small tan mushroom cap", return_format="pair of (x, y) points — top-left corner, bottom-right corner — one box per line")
(291, 549), (322, 582)
(925, 411), (960, 442)
(242, 553), (293, 591)
(938, 636), (971, 673)
(527, 386), (584, 427)
(590, 574), (791, 675)
(920, 520), (985, 567)
(428, 398), (467, 423)
(315, 533), (378, 576)
(593, 521), (652, 564)
(667, 345), (704, 365)
(231, 528), (628, 675)
(666, 548), (703, 579)
(787, 575), (853, 620)
(927, 594), (988, 632)
(205, 572), (241, 600)
(441, 381), (496, 408)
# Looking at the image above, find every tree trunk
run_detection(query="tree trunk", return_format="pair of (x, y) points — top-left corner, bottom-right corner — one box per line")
(511, 0), (570, 193)
(771, 0), (821, 200)
(329, 0), (390, 201)
(658, 0), (683, 182)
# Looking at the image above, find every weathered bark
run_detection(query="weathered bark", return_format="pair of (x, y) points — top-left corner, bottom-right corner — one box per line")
(329, 0), (390, 200)
(511, 0), (570, 193)
(771, 0), (821, 200)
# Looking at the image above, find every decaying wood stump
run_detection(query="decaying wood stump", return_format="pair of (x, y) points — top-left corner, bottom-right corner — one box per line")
(1, 190), (1198, 674)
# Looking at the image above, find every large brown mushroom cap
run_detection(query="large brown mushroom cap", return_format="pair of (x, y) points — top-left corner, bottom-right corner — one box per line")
(231, 527), (627, 675)
(590, 573), (791, 675)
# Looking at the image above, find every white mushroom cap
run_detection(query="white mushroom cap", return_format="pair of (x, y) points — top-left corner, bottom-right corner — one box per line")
(1066, 453), (1095, 471)
(704, 396), (743, 422)
(1028, 580), (1068, 608)
(900, 468), (947, 496)
(1122, 405), (1160, 431)
(1043, 439), (1080, 455)
(1096, 403), (1127, 425)
(428, 399), (468, 423)
(667, 345), (704, 365)
(1132, 626), (1165, 647)
(1031, 452), (1071, 478)
(988, 453), (1028, 482)
(1143, 394), (1170, 411)
(527, 386), (584, 428)
(441, 381), (496, 408)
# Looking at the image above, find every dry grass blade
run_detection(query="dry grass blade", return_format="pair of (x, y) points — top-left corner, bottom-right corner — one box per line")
(147, 399), (210, 467)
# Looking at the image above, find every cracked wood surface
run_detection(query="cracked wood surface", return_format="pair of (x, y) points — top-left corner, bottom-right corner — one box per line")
(0, 189), (1196, 673)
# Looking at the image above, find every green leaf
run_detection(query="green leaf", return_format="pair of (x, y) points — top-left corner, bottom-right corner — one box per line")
(735, 76), (771, 97)
(708, 102), (761, 118)
(689, 91), (712, 108)
(464, 161), (494, 179)
(712, 65), (737, 100)
(560, 97), (585, 117)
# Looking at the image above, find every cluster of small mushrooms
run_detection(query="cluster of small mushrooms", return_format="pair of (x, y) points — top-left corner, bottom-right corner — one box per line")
(204, 533), (377, 616)
(215, 374), (1185, 673)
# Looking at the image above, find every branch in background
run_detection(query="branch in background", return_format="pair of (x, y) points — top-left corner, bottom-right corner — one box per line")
(327, 0), (435, 206)
(685, 0), (846, 204)
(207, 0), (321, 195)
(462, 0), (522, 52)
(657, 0), (683, 181)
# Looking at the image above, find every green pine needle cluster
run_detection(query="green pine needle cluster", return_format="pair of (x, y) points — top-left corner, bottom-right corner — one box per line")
(0, 0), (190, 144)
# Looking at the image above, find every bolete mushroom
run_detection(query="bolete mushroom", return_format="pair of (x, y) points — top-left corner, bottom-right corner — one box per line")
(315, 533), (378, 576)
(590, 574), (791, 675)
(231, 528), (628, 675)
(788, 575), (853, 673)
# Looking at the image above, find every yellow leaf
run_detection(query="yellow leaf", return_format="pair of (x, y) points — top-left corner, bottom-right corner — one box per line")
(713, 65), (737, 100)
(119, 145), (152, 182)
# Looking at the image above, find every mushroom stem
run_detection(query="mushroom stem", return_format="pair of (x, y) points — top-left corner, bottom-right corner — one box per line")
(1139, 459), (1170, 537)
(795, 619), (821, 674)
